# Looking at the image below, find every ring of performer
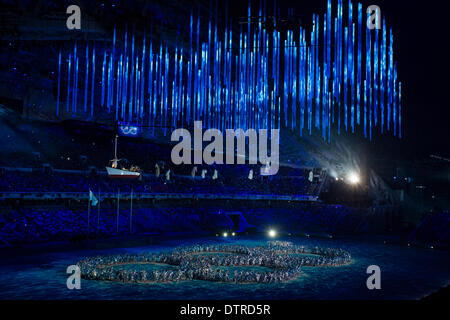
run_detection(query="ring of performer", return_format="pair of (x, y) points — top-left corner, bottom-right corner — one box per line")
(77, 241), (351, 284)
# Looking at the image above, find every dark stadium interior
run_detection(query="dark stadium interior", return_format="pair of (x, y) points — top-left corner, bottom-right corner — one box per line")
(0, 0), (448, 302)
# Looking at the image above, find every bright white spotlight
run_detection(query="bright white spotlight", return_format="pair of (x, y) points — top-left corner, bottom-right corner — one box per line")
(231, 232), (236, 236)
(268, 229), (277, 238)
(347, 172), (360, 185)
(222, 232), (228, 237)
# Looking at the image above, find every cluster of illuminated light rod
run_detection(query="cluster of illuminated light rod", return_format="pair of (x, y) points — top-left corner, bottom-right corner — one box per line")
(56, 0), (402, 142)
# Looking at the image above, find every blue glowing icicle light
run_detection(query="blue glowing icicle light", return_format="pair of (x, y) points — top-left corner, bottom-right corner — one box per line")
(315, 14), (320, 131)
(348, 0), (352, 133)
(323, 13), (327, 140)
(67, 54), (71, 112)
(84, 43), (89, 113)
(364, 80), (367, 137)
(140, 35), (146, 122)
(374, 24), (379, 126)
(333, 16), (337, 125)
(381, 18), (386, 133)
(123, 27), (128, 121)
(101, 51), (106, 107)
(73, 42), (78, 113)
(57, 49), (61, 117)
(348, 0), (355, 132)
(130, 29), (135, 120)
(74, 56), (79, 113)
(299, 29), (305, 135)
(134, 56), (139, 123)
(327, 0), (332, 95)
(337, 1), (343, 134)
(109, 52), (114, 114)
(399, 82), (402, 139)
(148, 39), (153, 126)
(365, 10), (371, 139)
(58, 0), (403, 141)
(307, 46), (312, 135)
(393, 64), (397, 137)
(115, 54), (120, 121)
(322, 12), (327, 140)
(107, 52), (110, 115)
(357, 3), (362, 126)
(344, 26), (348, 131)
(351, 22), (355, 133)
(118, 54), (122, 119)
(388, 28), (393, 132)
(91, 44), (95, 118)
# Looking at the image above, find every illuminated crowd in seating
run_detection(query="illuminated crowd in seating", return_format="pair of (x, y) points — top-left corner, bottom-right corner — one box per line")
(0, 202), (369, 246)
(0, 207), (204, 245)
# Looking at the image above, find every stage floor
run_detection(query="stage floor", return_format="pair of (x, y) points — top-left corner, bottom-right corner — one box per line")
(0, 236), (449, 300)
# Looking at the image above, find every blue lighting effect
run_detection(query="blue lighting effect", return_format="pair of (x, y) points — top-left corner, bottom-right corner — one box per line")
(56, 0), (402, 141)
(56, 49), (61, 117)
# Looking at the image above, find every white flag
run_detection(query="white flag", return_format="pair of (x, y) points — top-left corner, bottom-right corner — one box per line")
(89, 190), (98, 206)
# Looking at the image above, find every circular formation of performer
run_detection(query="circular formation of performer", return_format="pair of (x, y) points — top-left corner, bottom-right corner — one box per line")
(77, 241), (351, 284)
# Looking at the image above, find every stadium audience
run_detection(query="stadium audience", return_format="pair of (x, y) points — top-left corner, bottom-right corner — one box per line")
(0, 167), (318, 196)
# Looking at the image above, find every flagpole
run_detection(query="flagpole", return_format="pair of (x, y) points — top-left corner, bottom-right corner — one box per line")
(116, 188), (120, 234)
(130, 188), (133, 234)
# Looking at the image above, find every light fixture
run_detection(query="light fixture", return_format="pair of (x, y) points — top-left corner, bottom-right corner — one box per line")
(268, 229), (277, 238)
(223, 232), (228, 237)
(347, 172), (360, 185)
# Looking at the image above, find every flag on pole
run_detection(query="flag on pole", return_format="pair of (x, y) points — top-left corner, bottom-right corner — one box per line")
(89, 190), (98, 206)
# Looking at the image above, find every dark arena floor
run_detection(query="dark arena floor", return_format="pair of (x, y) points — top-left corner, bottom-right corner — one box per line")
(1, 236), (449, 300)
(1, 0), (450, 315)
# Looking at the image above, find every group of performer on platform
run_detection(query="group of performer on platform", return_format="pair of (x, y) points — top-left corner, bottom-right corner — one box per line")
(77, 242), (351, 284)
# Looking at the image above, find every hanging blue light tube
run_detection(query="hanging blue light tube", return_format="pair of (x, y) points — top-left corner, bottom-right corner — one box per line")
(57, 49), (61, 117)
